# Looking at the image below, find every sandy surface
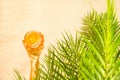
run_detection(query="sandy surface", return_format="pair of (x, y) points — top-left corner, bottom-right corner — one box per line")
(0, 0), (120, 80)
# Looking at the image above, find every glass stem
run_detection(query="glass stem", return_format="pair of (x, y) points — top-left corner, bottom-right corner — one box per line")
(30, 55), (39, 80)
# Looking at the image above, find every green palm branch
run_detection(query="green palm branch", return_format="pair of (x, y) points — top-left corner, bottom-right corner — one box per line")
(14, 0), (120, 80)
(39, 32), (82, 80)
(39, 0), (120, 80)
(14, 70), (26, 80)
(80, 0), (120, 79)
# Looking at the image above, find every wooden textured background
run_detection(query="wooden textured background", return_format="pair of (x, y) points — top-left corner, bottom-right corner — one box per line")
(0, 0), (120, 80)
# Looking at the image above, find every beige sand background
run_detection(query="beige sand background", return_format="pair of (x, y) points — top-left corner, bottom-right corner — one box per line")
(0, 0), (120, 80)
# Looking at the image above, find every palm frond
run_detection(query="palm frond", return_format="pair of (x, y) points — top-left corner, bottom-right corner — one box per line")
(14, 70), (26, 80)
(39, 32), (83, 80)
(80, 0), (120, 79)
(14, 0), (120, 80)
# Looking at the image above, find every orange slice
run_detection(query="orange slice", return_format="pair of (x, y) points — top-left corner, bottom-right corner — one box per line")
(24, 31), (41, 47)
(23, 31), (44, 56)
